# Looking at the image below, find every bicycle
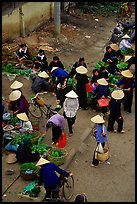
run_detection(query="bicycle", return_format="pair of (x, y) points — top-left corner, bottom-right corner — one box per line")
(42, 174), (74, 202)
(29, 92), (57, 119)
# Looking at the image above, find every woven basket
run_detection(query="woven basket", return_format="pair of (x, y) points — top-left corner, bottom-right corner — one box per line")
(20, 171), (36, 181)
(30, 131), (42, 144)
(36, 96), (46, 107)
(47, 147), (68, 166)
(95, 148), (110, 162)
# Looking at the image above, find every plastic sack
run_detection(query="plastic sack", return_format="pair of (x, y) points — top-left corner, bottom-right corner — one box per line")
(97, 98), (109, 107)
(57, 131), (67, 148)
(5, 142), (19, 152)
(3, 112), (11, 121)
(96, 142), (104, 154)
(85, 82), (94, 93)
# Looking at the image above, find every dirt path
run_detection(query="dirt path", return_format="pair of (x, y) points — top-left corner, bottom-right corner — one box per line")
(2, 8), (135, 202)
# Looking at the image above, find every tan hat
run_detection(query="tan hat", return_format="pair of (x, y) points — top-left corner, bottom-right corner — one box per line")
(121, 69), (133, 78)
(16, 112), (29, 121)
(36, 157), (50, 166)
(9, 90), (21, 101)
(10, 80), (23, 89)
(76, 66), (88, 74)
(111, 90), (124, 100)
(110, 43), (119, 51)
(38, 71), (49, 78)
(51, 67), (59, 72)
(97, 78), (108, 86)
(6, 153), (17, 164)
(65, 90), (78, 98)
(122, 34), (130, 39)
(91, 114), (105, 124)
(124, 55), (132, 62)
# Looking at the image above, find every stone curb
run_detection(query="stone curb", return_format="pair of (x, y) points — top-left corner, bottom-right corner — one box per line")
(62, 127), (92, 170)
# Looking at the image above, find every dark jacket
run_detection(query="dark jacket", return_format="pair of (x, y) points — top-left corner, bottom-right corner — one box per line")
(48, 61), (64, 72)
(109, 98), (122, 118)
(31, 76), (49, 93)
(17, 47), (30, 60)
(95, 84), (110, 99)
(36, 55), (48, 71)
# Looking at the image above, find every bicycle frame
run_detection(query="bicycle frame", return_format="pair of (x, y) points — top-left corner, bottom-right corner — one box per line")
(29, 92), (57, 119)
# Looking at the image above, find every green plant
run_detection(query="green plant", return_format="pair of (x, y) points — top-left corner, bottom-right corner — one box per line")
(20, 162), (39, 173)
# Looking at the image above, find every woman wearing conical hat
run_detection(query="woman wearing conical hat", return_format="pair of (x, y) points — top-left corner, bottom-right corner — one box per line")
(8, 90), (29, 116)
(16, 112), (33, 133)
(107, 90), (125, 133)
(90, 114), (108, 167)
(116, 69), (135, 113)
(31, 71), (50, 94)
(63, 90), (79, 136)
(119, 34), (132, 50)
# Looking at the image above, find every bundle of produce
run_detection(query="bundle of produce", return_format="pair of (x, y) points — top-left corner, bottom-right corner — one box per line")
(94, 61), (107, 69)
(120, 48), (134, 55)
(31, 136), (51, 155)
(117, 62), (128, 70)
(10, 115), (20, 126)
(109, 73), (122, 84)
(22, 181), (40, 198)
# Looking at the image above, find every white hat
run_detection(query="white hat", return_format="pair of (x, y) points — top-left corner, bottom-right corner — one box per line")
(91, 114), (105, 124)
(76, 66), (88, 74)
(111, 90), (124, 100)
(122, 34), (130, 39)
(16, 112), (29, 121)
(6, 153), (17, 164)
(51, 67), (59, 72)
(65, 90), (78, 98)
(38, 71), (49, 78)
(121, 69), (133, 78)
(97, 78), (108, 86)
(9, 90), (21, 101)
(10, 80), (23, 89)
(124, 55), (132, 62)
(36, 157), (50, 166)
(110, 43), (119, 51)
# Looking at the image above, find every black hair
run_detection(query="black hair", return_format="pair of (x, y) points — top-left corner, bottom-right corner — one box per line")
(79, 57), (85, 62)
(20, 43), (27, 48)
(100, 66), (106, 71)
(53, 56), (59, 61)
(74, 194), (87, 202)
(59, 75), (67, 85)
(92, 69), (98, 74)
(46, 122), (53, 129)
(39, 49), (45, 54)
(106, 45), (111, 52)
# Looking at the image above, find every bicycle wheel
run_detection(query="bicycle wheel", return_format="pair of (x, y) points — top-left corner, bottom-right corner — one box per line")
(29, 102), (42, 118)
(62, 176), (74, 201)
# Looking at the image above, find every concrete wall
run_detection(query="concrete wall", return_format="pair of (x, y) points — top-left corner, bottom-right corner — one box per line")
(2, 2), (54, 40)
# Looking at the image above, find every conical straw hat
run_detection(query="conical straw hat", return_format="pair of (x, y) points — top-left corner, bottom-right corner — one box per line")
(6, 153), (17, 164)
(36, 157), (50, 166)
(110, 43), (119, 51)
(122, 34), (130, 39)
(121, 69), (133, 78)
(38, 71), (49, 78)
(51, 67), (59, 72)
(9, 90), (21, 101)
(97, 78), (108, 85)
(76, 66), (88, 74)
(111, 90), (124, 100)
(16, 112), (29, 121)
(10, 80), (23, 89)
(91, 114), (105, 124)
(124, 55), (132, 62)
(65, 90), (78, 98)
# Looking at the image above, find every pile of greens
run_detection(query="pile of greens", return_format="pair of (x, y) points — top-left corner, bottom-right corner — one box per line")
(22, 181), (40, 198)
(20, 162), (39, 174)
(109, 73), (122, 84)
(120, 48), (134, 55)
(11, 133), (37, 145)
(49, 149), (64, 157)
(2, 63), (34, 78)
(10, 115), (20, 125)
(94, 61), (107, 69)
(117, 62), (128, 70)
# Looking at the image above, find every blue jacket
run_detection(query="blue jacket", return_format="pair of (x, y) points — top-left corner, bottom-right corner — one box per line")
(52, 68), (69, 83)
(96, 124), (107, 143)
(38, 162), (69, 189)
(95, 84), (110, 99)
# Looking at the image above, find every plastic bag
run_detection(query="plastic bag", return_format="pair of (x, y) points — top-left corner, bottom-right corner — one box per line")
(97, 98), (109, 107)
(96, 142), (104, 154)
(57, 131), (66, 148)
(85, 82), (94, 93)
